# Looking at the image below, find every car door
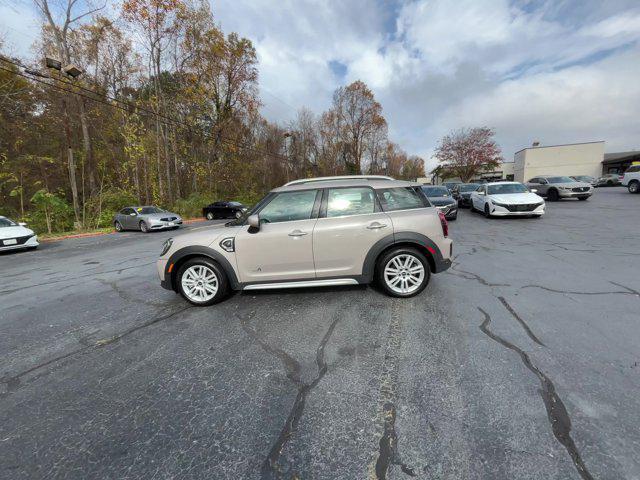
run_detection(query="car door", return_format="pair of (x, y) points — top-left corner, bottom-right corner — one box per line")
(234, 189), (320, 283)
(471, 185), (485, 209)
(536, 178), (549, 195)
(313, 186), (391, 278)
(121, 208), (135, 228)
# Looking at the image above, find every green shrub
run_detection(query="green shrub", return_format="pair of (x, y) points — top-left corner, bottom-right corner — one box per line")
(87, 188), (139, 228)
(29, 189), (74, 234)
(172, 192), (211, 219)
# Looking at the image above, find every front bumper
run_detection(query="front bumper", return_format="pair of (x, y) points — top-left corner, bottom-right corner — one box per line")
(435, 204), (458, 218)
(149, 220), (183, 230)
(491, 204), (545, 216)
(558, 189), (592, 198)
(0, 235), (38, 252)
(157, 258), (171, 289)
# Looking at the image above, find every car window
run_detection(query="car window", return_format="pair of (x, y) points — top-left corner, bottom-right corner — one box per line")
(528, 178), (538, 183)
(378, 187), (427, 212)
(626, 166), (640, 173)
(0, 217), (17, 227)
(326, 187), (375, 217)
(259, 190), (318, 223)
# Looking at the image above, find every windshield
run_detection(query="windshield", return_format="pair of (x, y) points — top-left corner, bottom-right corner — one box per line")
(0, 217), (17, 227)
(138, 207), (165, 214)
(547, 176), (575, 183)
(572, 176), (592, 181)
(421, 186), (450, 197)
(228, 201), (243, 207)
(459, 184), (480, 192)
(487, 183), (529, 195)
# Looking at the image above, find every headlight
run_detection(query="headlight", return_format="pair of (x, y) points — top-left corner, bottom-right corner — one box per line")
(492, 202), (508, 207)
(160, 238), (173, 257)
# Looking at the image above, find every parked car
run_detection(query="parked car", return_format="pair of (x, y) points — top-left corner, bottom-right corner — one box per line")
(622, 165), (640, 193)
(421, 185), (458, 220)
(443, 181), (461, 193)
(203, 201), (248, 220)
(526, 175), (592, 201)
(114, 206), (182, 233)
(470, 182), (545, 218)
(0, 216), (38, 252)
(158, 175), (453, 306)
(570, 175), (597, 186)
(451, 183), (480, 208)
(595, 174), (622, 187)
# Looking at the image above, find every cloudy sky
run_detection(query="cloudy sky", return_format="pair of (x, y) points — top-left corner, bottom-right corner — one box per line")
(2, 0), (640, 170)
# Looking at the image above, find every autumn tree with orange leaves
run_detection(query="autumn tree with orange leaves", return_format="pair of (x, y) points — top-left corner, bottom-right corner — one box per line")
(434, 127), (502, 182)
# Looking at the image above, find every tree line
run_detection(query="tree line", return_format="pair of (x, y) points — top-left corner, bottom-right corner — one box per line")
(0, 0), (425, 234)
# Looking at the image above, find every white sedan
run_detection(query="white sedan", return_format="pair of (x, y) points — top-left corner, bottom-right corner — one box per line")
(470, 182), (545, 218)
(0, 216), (39, 252)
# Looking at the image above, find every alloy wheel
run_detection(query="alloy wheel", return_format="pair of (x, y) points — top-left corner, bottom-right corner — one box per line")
(383, 254), (425, 295)
(206, 212), (214, 220)
(181, 265), (219, 303)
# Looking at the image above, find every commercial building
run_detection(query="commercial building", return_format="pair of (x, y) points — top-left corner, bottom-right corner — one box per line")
(601, 151), (640, 174)
(513, 141), (604, 183)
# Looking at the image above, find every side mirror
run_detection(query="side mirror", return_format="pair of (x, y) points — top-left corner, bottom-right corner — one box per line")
(19, 222), (27, 227)
(248, 214), (260, 229)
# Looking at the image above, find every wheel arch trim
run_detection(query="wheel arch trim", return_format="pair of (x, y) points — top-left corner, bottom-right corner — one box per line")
(163, 246), (240, 291)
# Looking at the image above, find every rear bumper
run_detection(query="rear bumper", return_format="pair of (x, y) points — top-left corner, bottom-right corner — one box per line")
(432, 238), (453, 273)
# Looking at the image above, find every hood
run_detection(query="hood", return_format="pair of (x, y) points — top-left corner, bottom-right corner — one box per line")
(489, 192), (543, 204)
(428, 196), (455, 206)
(144, 212), (181, 220)
(171, 224), (242, 249)
(0, 225), (34, 239)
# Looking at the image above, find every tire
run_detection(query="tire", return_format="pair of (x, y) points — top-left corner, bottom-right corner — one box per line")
(206, 212), (214, 220)
(607, 180), (613, 186)
(448, 213), (457, 221)
(628, 181), (640, 194)
(376, 247), (430, 298)
(235, 210), (242, 219)
(484, 203), (492, 218)
(114, 221), (123, 232)
(176, 257), (229, 306)
(548, 189), (559, 201)
(139, 221), (150, 233)
(578, 196), (589, 201)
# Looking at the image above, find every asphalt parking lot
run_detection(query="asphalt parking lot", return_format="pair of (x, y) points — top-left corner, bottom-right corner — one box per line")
(1, 187), (639, 480)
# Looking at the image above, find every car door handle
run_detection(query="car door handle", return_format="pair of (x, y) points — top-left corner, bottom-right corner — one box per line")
(288, 229), (308, 237)
(366, 222), (388, 230)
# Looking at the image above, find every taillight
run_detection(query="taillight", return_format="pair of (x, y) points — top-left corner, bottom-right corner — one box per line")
(438, 211), (448, 237)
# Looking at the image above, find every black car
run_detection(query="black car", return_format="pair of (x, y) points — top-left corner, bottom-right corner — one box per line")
(452, 183), (481, 207)
(421, 185), (458, 220)
(203, 201), (248, 220)
(443, 181), (462, 193)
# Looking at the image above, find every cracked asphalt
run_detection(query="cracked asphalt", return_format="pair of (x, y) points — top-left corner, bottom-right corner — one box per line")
(1, 188), (639, 480)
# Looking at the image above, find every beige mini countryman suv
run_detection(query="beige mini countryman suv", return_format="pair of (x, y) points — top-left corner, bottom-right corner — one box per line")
(157, 176), (453, 306)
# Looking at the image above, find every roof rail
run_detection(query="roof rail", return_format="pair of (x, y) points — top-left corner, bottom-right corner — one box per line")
(283, 175), (395, 186)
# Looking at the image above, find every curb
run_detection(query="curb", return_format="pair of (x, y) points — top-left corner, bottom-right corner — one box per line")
(40, 218), (207, 243)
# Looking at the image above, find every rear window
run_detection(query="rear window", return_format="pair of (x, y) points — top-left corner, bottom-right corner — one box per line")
(378, 187), (428, 211)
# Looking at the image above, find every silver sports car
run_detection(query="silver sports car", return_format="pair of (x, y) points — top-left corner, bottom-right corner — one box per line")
(113, 206), (183, 233)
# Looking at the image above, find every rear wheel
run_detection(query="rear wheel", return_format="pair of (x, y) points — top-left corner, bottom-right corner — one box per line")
(548, 189), (559, 201)
(206, 212), (214, 220)
(628, 181), (639, 194)
(376, 247), (430, 298)
(235, 210), (242, 219)
(139, 221), (149, 233)
(114, 221), (123, 232)
(177, 257), (229, 306)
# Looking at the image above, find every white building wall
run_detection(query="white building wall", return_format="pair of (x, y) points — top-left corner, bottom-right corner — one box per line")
(514, 142), (604, 182)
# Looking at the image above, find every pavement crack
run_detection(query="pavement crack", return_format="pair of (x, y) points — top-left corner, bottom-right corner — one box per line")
(446, 267), (509, 287)
(1, 305), (193, 394)
(497, 296), (546, 347)
(239, 310), (342, 479)
(375, 402), (417, 479)
(522, 284), (640, 297)
(371, 303), (417, 479)
(478, 307), (594, 480)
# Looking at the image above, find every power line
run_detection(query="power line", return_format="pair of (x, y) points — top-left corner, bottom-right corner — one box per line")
(0, 57), (290, 161)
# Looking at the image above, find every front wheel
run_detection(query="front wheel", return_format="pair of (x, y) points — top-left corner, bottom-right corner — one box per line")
(114, 221), (123, 232)
(235, 210), (242, 219)
(629, 181), (640, 194)
(139, 221), (150, 233)
(177, 257), (229, 306)
(548, 189), (559, 201)
(376, 247), (430, 298)
(206, 212), (214, 220)
(484, 204), (492, 218)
